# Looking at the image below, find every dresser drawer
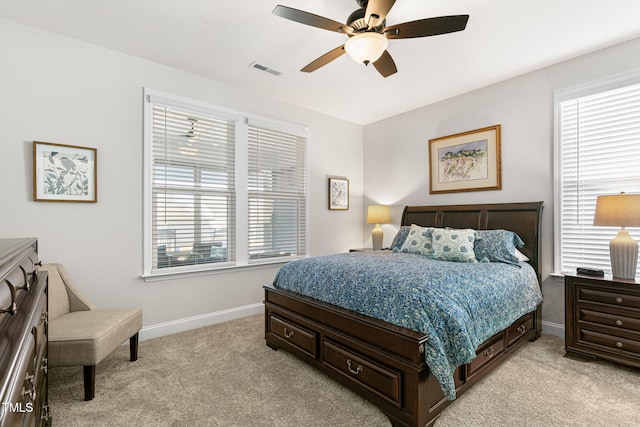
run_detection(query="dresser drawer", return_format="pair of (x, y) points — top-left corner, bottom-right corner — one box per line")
(0, 239), (48, 427)
(506, 313), (533, 347)
(19, 252), (39, 290)
(322, 339), (402, 406)
(268, 314), (317, 358)
(578, 286), (640, 310)
(3, 251), (37, 293)
(0, 279), (16, 316)
(467, 333), (504, 378)
(5, 266), (27, 293)
(580, 329), (640, 355)
(1, 335), (36, 427)
(579, 308), (640, 334)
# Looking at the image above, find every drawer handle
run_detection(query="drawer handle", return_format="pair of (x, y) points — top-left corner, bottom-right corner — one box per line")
(24, 373), (35, 385)
(1, 280), (18, 315)
(18, 266), (31, 291)
(616, 297), (623, 304)
(616, 341), (624, 348)
(347, 359), (363, 375)
(41, 405), (50, 421)
(517, 325), (527, 334)
(283, 328), (294, 339)
(616, 320), (623, 327)
(483, 346), (495, 359)
(22, 386), (36, 402)
(23, 373), (36, 402)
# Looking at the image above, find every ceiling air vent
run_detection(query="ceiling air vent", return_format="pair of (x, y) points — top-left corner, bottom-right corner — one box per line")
(249, 61), (282, 76)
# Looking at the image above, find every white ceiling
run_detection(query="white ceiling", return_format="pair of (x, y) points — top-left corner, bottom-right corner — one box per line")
(2, 0), (640, 124)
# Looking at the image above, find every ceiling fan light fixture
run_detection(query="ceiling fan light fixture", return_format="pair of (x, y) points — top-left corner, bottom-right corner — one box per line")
(345, 32), (388, 65)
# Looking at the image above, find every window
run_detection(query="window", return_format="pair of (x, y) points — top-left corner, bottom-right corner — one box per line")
(555, 71), (640, 275)
(248, 122), (307, 260)
(143, 90), (308, 277)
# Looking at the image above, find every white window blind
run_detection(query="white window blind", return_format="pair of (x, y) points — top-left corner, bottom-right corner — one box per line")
(143, 89), (309, 278)
(248, 123), (307, 261)
(557, 80), (640, 274)
(149, 103), (236, 273)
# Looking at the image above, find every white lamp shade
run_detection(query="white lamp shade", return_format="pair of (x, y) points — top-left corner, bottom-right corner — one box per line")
(345, 32), (389, 65)
(367, 205), (391, 224)
(593, 193), (640, 227)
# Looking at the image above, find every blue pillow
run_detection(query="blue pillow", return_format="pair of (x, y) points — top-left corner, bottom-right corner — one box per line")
(390, 226), (411, 251)
(474, 229), (524, 265)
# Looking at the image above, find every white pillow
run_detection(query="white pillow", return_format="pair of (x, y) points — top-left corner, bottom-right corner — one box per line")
(431, 228), (477, 263)
(515, 249), (529, 262)
(396, 224), (434, 256)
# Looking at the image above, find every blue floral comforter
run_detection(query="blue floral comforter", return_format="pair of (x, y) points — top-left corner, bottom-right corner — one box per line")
(272, 251), (542, 400)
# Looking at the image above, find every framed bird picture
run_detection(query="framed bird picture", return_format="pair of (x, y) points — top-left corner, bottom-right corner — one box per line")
(33, 141), (97, 202)
(328, 177), (349, 210)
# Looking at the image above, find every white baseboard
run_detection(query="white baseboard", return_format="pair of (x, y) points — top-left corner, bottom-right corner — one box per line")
(541, 320), (565, 339)
(139, 303), (264, 341)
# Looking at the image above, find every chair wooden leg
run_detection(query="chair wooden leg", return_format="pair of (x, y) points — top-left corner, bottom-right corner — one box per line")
(83, 365), (95, 401)
(129, 332), (139, 362)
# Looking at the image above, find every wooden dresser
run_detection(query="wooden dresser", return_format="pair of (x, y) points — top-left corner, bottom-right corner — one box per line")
(565, 273), (640, 367)
(0, 238), (50, 426)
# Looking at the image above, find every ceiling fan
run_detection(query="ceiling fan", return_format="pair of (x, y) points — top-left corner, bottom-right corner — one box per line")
(272, 0), (469, 78)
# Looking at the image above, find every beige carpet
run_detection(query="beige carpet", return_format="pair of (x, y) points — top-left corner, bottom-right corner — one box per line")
(49, 314), (640, 427)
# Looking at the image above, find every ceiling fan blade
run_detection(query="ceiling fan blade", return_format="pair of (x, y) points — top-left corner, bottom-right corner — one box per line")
(273, 5), (350, 34)
(385, 15), (469, 39)
(364, 0), (396, 28)
(373, 50), (397, 78)
(301, 45), (346, 73)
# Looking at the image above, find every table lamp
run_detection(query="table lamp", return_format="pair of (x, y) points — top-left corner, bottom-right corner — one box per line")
(367, 205), (391, 251)
(593, 193), (640, 279)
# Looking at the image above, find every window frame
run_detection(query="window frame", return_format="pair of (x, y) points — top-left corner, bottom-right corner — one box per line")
(553, 68), (640, 275)
(142, 88), (309, 280)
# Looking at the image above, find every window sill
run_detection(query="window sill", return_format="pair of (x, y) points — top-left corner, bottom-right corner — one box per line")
(142, 256), (304, 283)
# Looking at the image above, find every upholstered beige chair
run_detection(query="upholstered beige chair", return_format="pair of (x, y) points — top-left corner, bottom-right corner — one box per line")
(42, 263), (142, 401)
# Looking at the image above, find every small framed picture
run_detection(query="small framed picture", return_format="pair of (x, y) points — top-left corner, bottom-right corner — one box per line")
(428, 125), (501, 194)
(33, 141), (97, 202)
(328, 177), (349, 210)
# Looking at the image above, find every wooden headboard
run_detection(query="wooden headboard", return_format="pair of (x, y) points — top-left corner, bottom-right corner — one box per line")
(401, 202), (544, 281)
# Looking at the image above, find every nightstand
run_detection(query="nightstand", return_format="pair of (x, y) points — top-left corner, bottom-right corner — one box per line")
(564, 273), (640, 368)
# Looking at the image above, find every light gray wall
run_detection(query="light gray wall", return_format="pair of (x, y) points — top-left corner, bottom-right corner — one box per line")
(363, 36), (640, 337)
(0, 17), (364, 338)
(3, 15), (639, 340)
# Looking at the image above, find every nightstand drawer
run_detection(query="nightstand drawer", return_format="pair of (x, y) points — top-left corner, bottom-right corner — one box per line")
(578, 287), (640, 310)
(580, 329), (640, 354)
(579, 308), (640, 334)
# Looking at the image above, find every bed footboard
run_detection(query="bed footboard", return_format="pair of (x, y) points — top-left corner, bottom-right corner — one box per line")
(264, 284), (541, 427)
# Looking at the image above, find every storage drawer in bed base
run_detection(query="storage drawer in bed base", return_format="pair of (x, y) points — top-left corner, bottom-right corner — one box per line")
(267, 313), (318, 359)
(322, 339), (402, 407)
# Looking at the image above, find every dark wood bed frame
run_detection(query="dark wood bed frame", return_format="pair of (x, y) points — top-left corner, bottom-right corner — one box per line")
(264, 201), (544, 427)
